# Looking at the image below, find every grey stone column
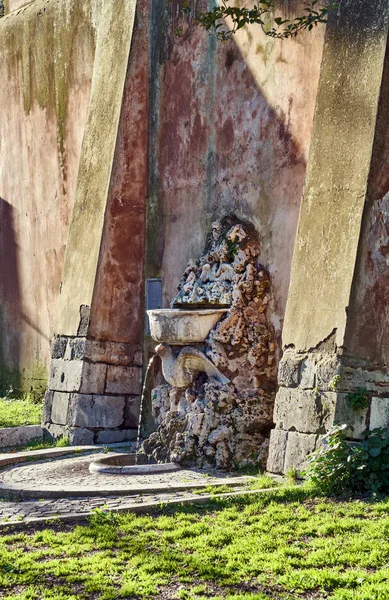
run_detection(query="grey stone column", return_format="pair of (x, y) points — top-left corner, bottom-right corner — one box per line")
(267, 0), (389, 473)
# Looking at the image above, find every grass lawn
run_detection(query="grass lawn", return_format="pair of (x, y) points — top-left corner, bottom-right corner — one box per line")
(0, 397), (43, 428)
(1, 486), (389, 599)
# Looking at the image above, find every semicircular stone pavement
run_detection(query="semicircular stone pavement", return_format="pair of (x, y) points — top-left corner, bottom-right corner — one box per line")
(0, 452), (254, 499)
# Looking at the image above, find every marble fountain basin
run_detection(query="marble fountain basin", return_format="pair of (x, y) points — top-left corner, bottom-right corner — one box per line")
(89, 454), (180, 475)
(147, 308), (227, 345)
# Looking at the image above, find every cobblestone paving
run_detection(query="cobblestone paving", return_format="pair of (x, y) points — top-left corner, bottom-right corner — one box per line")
(0, 453), (251, 494)
(0, 451), (256, 526)
(0, 486), (249, 526)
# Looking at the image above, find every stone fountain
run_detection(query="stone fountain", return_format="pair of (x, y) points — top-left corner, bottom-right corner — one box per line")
(91, 215), (277, 475)
(90, 305), (229, 475)
(144, 215), (278, 470)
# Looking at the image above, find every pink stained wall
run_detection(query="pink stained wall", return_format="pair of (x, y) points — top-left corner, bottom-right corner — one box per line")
(146, 0), (326, 341)
(345, 43), (389, 365)
(0, 0), (96, 391)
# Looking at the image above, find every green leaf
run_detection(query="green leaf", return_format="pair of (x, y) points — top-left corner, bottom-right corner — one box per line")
(369, 447), (381, 458)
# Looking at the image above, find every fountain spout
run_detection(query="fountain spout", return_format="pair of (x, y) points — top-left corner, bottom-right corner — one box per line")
(155, 343), (229, 388)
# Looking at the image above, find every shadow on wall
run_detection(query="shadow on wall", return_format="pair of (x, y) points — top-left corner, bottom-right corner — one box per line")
(148, 0), (310, 334)
(145, 0), (316, 428)
(0, 199), (21, 395)
(346, 38), (389, 364)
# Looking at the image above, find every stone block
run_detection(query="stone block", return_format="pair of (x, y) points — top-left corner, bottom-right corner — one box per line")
(68, 427), (94, 446)
(51, 336), (68, 359)
(369, 397), (389, 430)
(51, 392), (70, 425)
(283, 431), (318, 474)
(65, 338), (86, 361)
(84, 340), (137, 365)
(0, 425), (43, 448)
(273, 387), (337, 434)
(43, 424), (67, 441)
(49, 359), (83, 392)
(106, 366), (142, 395)
(334, 393), (368, 439)
(266, 429), (288, 474)
(316, 354), (341, 390)
(277, 353), (301, 388)
(124, 397), (141, 428)
(42, 390), (54, 423)
(77, 305), (90, 336)
(341, 365), (389, 395)
(133, 350), (143, 366)
(125, 429), (138, 441)
(79, 362), (107, 394)
(299, 359), (316, 389)
(95, 429), (127, 444)
(68, 394), (125, 428)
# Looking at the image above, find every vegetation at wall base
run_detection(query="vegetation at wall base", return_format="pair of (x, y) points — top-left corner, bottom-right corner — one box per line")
(2, 435), (70, 453)
(0, 396), (43, 428)
(346, 389), (370, 412)
(304, 424), (389, 496)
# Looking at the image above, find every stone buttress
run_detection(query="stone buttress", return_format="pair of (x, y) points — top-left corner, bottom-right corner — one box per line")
(42, 0), (149, 444)
(267, 0), (389, 473)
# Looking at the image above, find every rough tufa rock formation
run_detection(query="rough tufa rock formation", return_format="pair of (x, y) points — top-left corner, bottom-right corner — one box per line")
(144, 216), (278, 470)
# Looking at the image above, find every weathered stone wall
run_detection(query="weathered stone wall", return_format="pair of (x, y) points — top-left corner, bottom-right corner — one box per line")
(1, 0), (326, 452)
(44, 336), (143, 444)
(267, 0), (389, 474)
(42, 0), (148, 444)
(0, 0), (148, 425)
(0, 0), (97, 394)
(146, 0), (325, 343)
(5, 0), (34, 13)
(345, 40), (389, 367)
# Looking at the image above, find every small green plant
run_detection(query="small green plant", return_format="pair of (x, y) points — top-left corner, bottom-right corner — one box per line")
(245, 475), (281, 491)
(304, 424), (352, 496)
(192, 484), (232, 495)
(45, 517), (61, 526)
(329, 375), (341, 391)
(346, 389), (370, 411)
(226, 238), (239, 257)
(305, 425), (389, 495)
(55, 435), (69, 447)
(89, 506), (118, 527)
(286, 468), (299, 482)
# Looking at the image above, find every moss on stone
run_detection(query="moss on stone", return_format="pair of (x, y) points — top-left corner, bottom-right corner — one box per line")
(0, 0), (97, 161)
(0, 361), (20, 397)
(0, 359), (46, 400)
(20, 361), (47, 401)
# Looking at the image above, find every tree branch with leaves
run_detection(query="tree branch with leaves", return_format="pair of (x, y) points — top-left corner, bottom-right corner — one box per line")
(178, 0), (337, 41)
